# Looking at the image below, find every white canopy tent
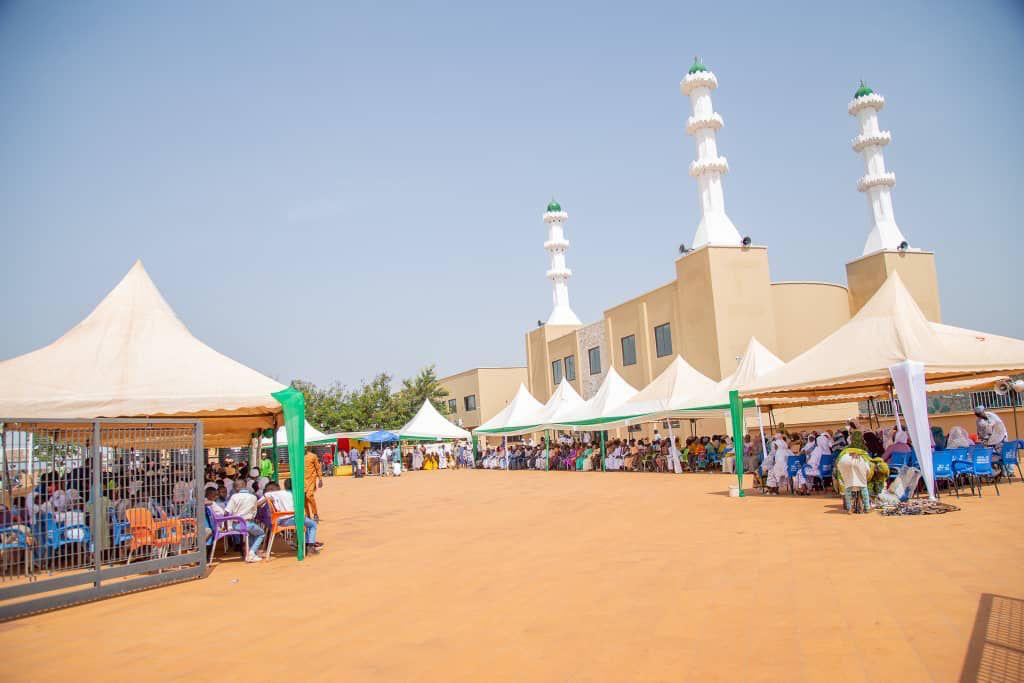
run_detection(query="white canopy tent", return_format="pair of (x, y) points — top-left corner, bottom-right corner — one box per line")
(475, 383), (545, 435)
(262, 420), (335, 447)
(0, 260), (288, 447)
(399, 400), (471, 441)
(555, 367), (639, 428)
(742, 273), (1024, 499)
(494, 379), (584, 437)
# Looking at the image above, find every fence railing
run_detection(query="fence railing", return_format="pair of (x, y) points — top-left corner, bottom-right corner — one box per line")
(0, 419), (206, 620)
(865, 388), (1023, 419)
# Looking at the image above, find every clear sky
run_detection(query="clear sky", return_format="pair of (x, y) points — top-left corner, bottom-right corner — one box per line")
(2, 1), (1022, 388)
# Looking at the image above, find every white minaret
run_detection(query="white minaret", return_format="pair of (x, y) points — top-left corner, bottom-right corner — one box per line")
(848, 81), (908, 256)
(680, 57), (742, 249)
(542, 199), (582, 326)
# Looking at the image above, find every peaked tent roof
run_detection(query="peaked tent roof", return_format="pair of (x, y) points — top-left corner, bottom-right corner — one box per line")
(741, 273), (1024, 404)
(399, 399), (471, 440)
(262, 420), (334, 447)
(475, 383), (545, 434)
(0, 261), (287, 446)
(556, 367), (639, 426)
(618, 356), (717, 419)
(494, 380), (584, 436)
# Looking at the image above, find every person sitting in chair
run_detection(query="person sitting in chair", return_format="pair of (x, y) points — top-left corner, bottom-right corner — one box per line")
(260, 480), (324, 555)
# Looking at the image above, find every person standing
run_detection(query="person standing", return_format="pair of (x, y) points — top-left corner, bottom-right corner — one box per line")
(259, 450), (275, 480)
(303, 449), (323, 521)
(348, 446), (362, 478)
(975, 405), (1009, 473)
(381, 444), (392, 477)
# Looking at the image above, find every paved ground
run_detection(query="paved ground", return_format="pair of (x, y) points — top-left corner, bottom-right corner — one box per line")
(2, 470), (1022, 682)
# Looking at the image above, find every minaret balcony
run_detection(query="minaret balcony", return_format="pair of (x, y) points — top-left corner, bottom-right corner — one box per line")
(546, 268), (572, 281)
(851, 130), (892, 152)
(848, 93), (885, 116)
(685, 113), (724, 135)
(857, 171), (896, 192)
(689, 156), (729, 177)
(544, 238), (570, 251)
(543, 211), (568, 223)
(680, 70), (718, 95)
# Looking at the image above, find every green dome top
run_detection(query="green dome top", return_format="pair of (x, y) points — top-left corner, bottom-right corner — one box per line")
(546, 199), (562, 212)
(854, 80), (874, 98)
(688, 56), (708, 74)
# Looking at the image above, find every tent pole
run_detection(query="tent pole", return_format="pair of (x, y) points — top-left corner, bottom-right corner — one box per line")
(756, 401), (768, 468)
(667, 422), (678, 474)
(271, 415), (279, 481)
(545, 430), (550, 471)
(600, 430), (606, 472)
(729, 391), (745, 497)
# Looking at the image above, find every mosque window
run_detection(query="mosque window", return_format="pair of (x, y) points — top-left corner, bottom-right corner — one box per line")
(565, 355), (576, 381)
(552, 358), (563, 385)
(588, 346), (601, 375)
(621, 335), (637, 366)
(654, 323), (673, 358)
(464, 395), (477, 411)
(447, 398), (457, 414)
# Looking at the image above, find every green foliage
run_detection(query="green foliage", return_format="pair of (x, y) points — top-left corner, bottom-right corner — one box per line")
(290, 365), (450, 433)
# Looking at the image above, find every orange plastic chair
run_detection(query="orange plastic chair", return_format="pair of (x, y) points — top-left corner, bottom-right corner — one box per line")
(264, 498), (296, 562)
(125, 507), (180, 562)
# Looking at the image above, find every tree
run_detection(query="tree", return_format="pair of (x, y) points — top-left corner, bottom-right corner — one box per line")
(394, 365), (450, 425)
(290, 365), (449, 432)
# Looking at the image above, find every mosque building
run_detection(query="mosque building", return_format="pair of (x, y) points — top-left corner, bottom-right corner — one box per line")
(524, 59), (941, 410)
(443, 59), (942, 432)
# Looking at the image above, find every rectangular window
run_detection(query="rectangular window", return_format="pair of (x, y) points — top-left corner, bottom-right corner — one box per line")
(447, 398), (457, 414)
(621, 335), (637, 366)
(564, 355), (576, 381)
(464, 394), (477, 411)
(654, 323), (672, 358)
(588, 346), (601, 375)
(552, 358), (563, 385)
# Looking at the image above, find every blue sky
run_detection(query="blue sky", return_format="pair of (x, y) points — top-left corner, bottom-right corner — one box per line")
(2, 1), (1022, 388)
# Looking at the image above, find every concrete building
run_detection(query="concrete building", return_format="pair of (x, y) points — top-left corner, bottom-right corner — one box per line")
(525, 61), (942, 424)
(438, 367), (528, 431)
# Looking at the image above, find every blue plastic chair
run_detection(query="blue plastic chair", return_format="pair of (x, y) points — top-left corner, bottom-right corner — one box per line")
(887, 451), (909, 479)
(109, 508), (132, 548)
(969, 446), (1000, 497)
(803, 453), (834, 492)
(786, 455), (806, 494)
(931, 450), (959, 498)
(0, 525), (32, 575)
(35, 513), (92, 564)
(999, 441), (1021, 482)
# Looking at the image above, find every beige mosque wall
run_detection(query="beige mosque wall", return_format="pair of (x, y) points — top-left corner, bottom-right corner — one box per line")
(846, 250), (941, 322)
(438, 367), (527, 431)
(526, 324), (580, 402)
(771, 282), (852, 361)
(682, 246), (779, 380)
(547, 329), (582, 396)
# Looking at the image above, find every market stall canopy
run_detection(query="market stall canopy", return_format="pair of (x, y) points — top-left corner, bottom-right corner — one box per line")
(363, 430), (400, 444)
(517, 379), (585, 435)
(556, 367), (639, 427)
(262, 420), (335, 447)
(399, 399), (471, 441)
(741, 273), (1024, 405)
(0, 261), (286, 446)
(474, 383), (545, 434)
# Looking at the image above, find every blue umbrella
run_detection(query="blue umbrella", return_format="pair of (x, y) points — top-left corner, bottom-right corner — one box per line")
(364, 430), (399, 444)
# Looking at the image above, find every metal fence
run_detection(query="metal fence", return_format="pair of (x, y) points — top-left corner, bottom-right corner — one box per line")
(0, 419), (206, 620)
(867, 388), (1023, 418)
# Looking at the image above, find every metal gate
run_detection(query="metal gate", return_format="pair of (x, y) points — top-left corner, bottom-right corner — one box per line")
(0, 418), (206, 620)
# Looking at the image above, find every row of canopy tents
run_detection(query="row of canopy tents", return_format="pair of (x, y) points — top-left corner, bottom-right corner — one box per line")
(475, 274), (1024, 499)
(262, 399), (472, 450)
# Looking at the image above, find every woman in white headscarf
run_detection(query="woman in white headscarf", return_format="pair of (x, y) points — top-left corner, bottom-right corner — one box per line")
(946, 426), (973, 449)
(802, 431), (833, 490)
(763, 433), (790, 494)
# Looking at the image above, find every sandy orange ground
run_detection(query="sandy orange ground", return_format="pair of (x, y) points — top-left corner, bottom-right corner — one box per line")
(1, 470), (1022, 682)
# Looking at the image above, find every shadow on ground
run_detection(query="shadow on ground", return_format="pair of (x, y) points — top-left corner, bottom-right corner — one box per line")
(960, 593), (1024, 682)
